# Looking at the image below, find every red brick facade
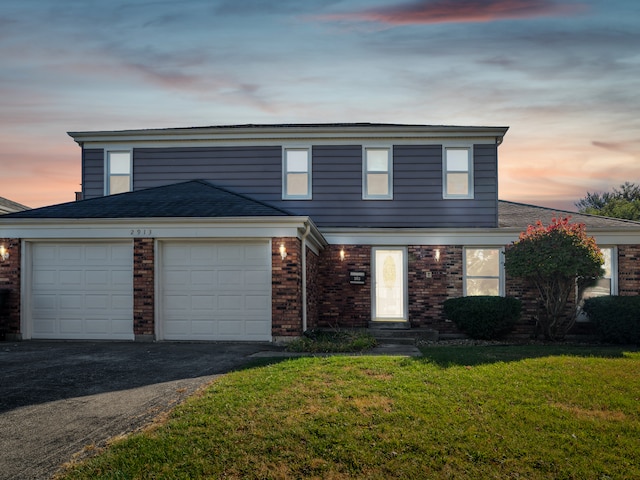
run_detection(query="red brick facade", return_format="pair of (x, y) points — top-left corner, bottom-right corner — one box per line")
(618, 245), (640, 295)
(0, 238), (21, 339)
(1, 236), (638, 341)
(271, 237), (303, 337)
(133, 238), (154, 337)
(317, 245), (371, 328)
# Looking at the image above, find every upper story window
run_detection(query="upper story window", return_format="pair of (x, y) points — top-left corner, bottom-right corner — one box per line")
(106, 150), (132, 195)
(443, 147), (473, 199)
(363, 147), (392, 199)
(464, 247), (504, 296)
(283, 147), (311, 199)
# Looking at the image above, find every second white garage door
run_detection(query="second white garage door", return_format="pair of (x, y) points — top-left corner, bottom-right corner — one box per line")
(160, 241), (272, 341)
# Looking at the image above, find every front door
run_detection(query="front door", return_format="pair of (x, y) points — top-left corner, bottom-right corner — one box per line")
(372, 247), (407, 322)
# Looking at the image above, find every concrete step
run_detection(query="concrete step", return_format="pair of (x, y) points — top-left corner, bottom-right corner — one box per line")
(368, 327), (439, 345)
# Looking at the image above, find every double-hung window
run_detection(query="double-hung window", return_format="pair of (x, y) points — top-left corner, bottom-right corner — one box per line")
(578, 247), (617, 321)
(464, 247), (504, 296)
(106, 150), (132, 195)
(283, 147), (311, 199)
(363, 147), (392, 199)
(443, 147), (473, 198)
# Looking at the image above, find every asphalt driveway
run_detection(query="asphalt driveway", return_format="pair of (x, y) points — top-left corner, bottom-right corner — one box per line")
(0, 341), (278, 480)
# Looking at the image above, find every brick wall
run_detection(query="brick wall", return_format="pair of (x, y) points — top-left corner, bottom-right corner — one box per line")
(306, 247), (319, 329)
(272, 237), (303, 337)
(408, 245), (463, 333)
(133, 238), (154, 337)
(0, 238), (20, 338)
(317, 245), (371, 328)
(618, 245), (640, 295)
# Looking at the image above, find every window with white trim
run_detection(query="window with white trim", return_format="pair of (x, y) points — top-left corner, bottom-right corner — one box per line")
(283, 147), (311, 199)
(464, 247), (504, 296)
(106, 151), (132, 195)
(443, 147), (473, 198)
(577, 247), (616, 321)
(363, 147), (392, 199)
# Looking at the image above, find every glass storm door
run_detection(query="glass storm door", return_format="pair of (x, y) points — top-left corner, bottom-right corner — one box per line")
(373, 248), (407, 321)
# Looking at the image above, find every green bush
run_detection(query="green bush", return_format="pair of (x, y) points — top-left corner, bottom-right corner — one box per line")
(443, 296), (522, 340)
(286, 329), (377, 353)
(582, 296), (640, 344)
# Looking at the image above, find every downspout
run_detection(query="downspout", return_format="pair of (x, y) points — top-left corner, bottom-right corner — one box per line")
(301, 222), (311, 333)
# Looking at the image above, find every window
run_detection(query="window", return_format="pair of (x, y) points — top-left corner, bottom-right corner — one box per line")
(443, 147), (473, 198)
(363, 147), (392, 199)
(464, 247), (503, 296)
(106, 151), (131, 195)
(283, 148), (311, 199)
(578, 247), (616, 321)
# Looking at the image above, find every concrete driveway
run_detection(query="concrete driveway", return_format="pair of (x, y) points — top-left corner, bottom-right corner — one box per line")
(0, 341), (277, 480)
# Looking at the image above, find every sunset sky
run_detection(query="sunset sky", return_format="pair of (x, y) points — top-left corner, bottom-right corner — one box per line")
(1, 0), (638, 210)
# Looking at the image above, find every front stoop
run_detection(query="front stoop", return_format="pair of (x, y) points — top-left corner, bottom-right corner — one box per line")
(369, 326), (439, 345)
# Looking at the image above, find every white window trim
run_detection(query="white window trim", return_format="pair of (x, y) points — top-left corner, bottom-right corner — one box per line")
(463, 246), (505, 297)
(442, 145), (474, 199)
(282, 146), (312, 200)
(363, 146), (393, 200)
(104, 149), (133, 196)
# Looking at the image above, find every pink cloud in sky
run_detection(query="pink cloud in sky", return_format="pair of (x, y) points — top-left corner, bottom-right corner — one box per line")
(315, 0), (587, 25)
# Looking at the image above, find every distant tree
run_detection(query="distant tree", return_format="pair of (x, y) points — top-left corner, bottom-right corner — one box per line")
(575, 182), (640, 220)
(504, 217), (604, 341)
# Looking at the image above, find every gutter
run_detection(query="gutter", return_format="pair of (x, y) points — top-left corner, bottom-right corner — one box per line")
(300, 222), (311, 332)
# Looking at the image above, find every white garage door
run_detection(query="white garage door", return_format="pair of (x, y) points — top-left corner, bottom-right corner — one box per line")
(30, 242), (134, 340)
(160, 241), (272, 341)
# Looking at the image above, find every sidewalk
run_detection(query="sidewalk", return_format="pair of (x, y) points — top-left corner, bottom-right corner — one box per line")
(250, 343), (422, 358)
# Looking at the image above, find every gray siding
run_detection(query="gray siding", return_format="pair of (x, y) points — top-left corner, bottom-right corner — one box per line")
(81, 144), (498, 228)
(82, 149), (104, 200)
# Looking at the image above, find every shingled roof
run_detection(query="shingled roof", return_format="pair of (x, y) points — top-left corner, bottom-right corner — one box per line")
(499, 200), (640, 230)
(0, 180), (292, 219)
(0, 196), (30, 215)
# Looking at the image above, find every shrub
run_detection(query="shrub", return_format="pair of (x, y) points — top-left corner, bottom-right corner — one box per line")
(504, 217), (604, 340)
(582, 296), (640, 344)
(443, 296), (522, 340)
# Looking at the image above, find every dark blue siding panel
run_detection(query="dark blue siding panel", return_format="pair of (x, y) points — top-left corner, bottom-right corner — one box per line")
(82, 149), (104, 200)
(81, 143), (499, 227)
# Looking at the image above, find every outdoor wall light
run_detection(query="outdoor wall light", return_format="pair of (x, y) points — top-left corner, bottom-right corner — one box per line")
(279, 243), (287, 260)
(339, 248), (345, 261)
(0, 245), (8, 261)
(434, 248), (441, 262)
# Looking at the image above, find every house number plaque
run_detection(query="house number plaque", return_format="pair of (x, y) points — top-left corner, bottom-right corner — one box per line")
(349, 271), (366, 285)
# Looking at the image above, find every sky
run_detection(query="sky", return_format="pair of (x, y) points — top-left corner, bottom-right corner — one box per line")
(1, 0), (638, 211)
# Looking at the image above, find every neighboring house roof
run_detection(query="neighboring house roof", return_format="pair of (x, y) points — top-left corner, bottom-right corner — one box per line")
(0, 180), (292, 219)
(498, 200), (640, 230)
(0, 196), (30, 215)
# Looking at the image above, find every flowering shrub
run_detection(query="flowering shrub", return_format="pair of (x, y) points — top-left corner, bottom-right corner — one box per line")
(504, 217), (604, 340)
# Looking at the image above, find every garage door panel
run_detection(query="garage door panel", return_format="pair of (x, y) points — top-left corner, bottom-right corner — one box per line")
(161, 241), (271, 341)
(30, 242), (134, 340)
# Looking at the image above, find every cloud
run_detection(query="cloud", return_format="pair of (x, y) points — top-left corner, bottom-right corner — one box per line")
(315, 0), (588, 26)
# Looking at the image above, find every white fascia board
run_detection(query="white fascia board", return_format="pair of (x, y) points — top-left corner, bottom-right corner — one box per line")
(69, 125), (508, 148)
(320, 228), (640, 246)
(0, 217), (326, 246)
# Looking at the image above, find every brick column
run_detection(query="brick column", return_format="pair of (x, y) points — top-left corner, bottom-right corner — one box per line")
(618, 245), (640, 295)
(133, 238), (155, 341)
(272, 237), (303, 339)
(0, 238), (21, 340)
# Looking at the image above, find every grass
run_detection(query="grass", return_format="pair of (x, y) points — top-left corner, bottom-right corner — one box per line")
(285, 328), (377, 353)
(59, 345), (640, 479)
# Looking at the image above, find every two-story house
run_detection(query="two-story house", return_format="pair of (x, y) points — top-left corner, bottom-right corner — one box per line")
(1, 123), (639, 342)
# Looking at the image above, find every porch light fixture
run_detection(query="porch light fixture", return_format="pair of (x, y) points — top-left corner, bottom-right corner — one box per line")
(279, 243), (287, 260)
(339, 248), (345, 261)
(0, 245), (8, 261)
(434, 248), (441, 262)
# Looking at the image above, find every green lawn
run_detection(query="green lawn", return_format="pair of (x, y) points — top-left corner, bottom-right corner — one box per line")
(59, 346), (640, 479)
